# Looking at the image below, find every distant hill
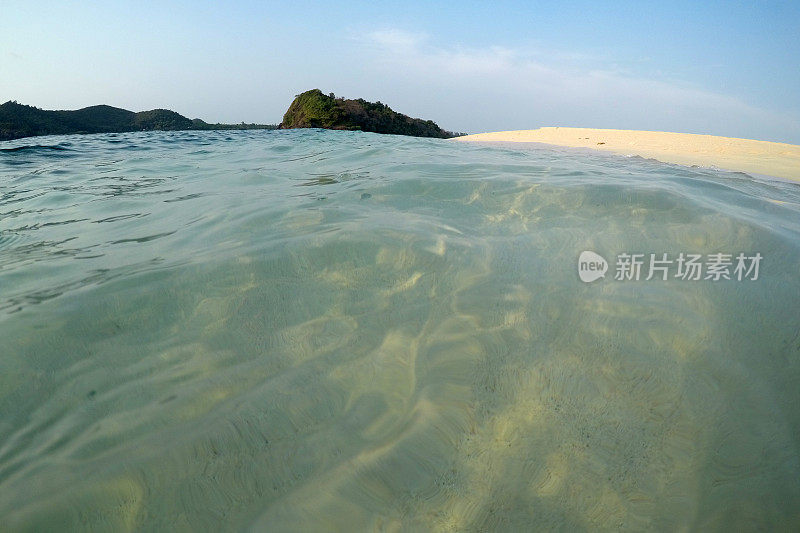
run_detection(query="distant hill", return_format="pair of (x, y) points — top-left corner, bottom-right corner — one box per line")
(0, 101), (278, 142)
(281, 89), (461, 138)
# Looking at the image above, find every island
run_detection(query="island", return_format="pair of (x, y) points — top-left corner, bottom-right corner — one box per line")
(280, 89), (461, 138)
(0, 101), (278, 142)
(1, 91), (463, 142)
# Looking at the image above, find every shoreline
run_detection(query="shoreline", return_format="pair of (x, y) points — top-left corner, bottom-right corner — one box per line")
(455, 127), (800, 182)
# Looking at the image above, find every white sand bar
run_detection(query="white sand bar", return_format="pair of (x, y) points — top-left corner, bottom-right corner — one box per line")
(456, 127), (800, 181)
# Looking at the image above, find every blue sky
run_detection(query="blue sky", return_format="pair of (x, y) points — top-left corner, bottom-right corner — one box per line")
(2, 1), (799, 142)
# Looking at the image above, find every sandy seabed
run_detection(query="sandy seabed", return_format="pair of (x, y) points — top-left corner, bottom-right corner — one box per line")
(2, 130), (799, 530)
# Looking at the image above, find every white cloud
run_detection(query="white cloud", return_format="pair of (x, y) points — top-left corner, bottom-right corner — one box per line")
(358, 30), (799, 142)
(366, 29), (426, 54)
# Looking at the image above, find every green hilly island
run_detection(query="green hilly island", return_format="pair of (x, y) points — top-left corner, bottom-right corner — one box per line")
(0, 101), (277, 142)
(1, 91), (461, 142)
(281, 89), (458, 138)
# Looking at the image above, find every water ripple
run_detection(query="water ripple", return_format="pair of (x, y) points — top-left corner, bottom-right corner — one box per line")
(0, 129), (798, 530)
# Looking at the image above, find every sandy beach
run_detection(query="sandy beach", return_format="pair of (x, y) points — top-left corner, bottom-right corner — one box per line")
(456, 127), (800, 181)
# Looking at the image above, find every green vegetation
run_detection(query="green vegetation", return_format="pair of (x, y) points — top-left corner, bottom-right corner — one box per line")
(281, 89), (463, 138)
(0, 101), (278, 142)
(191, 118), (279, 131)
(281, 90), (353, 130)
(1, 92), (463, 142)
(133, 109), (194, 131)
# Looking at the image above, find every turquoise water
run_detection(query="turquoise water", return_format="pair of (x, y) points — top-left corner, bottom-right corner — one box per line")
(1, 129), (799, 531)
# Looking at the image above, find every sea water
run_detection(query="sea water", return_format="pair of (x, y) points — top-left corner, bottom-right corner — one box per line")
(1, 129), (799, 531)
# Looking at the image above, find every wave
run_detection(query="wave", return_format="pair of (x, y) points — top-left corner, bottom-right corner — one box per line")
(0, 129), (798, 530)
(0, 144), (72, 153)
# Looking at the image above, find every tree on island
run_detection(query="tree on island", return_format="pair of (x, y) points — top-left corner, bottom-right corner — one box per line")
(280, 89), (463, 138)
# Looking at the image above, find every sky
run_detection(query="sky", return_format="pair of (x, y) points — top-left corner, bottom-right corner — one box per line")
(2, 0), (799, 143)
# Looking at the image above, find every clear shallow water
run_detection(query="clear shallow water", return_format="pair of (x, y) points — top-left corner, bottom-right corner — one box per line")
(1, 129), (799, 531)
